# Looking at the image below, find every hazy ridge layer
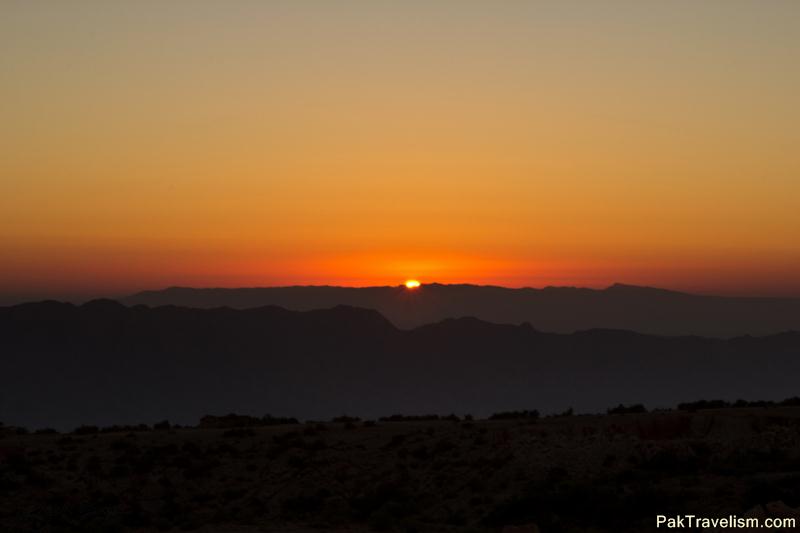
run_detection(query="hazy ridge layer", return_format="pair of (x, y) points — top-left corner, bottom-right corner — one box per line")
(2, 300), (799, 430)
(123, 283), (800, 337)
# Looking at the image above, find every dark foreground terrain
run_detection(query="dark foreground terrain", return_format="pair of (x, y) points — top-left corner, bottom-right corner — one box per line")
(4, 408), (800, 532)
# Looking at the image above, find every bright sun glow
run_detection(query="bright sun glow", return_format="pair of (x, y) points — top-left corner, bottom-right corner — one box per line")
(405, 280), (421, 289)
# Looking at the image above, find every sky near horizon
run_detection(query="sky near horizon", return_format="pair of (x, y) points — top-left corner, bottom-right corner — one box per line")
(2, 1), (799, 302)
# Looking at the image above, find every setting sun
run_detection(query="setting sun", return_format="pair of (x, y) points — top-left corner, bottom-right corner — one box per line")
(405, 280), (421, 289)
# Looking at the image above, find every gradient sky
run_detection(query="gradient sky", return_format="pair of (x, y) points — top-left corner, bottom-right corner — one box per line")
(2, 1), (799, 302)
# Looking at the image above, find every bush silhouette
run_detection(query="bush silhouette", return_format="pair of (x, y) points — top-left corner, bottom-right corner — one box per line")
(332, 415), (361, 423)
(199, 413), (299, 428)
(379, 414), (441, 422)
(677, 400), (729, 412)
(489, 410), (539, 421)
(607, 404), (647, 415)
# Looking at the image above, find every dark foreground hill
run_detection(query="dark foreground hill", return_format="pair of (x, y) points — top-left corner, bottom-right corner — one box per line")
(3, 409), (800, 532)
(123, 283), (800, 337)
(2, 300), (799, 430)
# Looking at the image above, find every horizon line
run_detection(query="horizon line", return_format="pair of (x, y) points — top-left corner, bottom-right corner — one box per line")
(4, 281), (800, 307)
(126, 281), (796, 300)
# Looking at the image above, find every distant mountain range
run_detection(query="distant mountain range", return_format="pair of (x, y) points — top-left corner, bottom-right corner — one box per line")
(123, 283), (800, 337)
(2, 300), (799, 430)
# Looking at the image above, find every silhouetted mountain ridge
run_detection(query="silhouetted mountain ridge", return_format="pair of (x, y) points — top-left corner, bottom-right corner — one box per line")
(122, 283), (800, 337)
(2, 300), (799, 430)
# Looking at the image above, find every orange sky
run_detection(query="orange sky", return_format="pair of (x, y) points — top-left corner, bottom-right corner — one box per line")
(2, 1), (799, 302)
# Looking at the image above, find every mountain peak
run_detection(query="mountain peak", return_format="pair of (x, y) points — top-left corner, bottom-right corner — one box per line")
(81, 299), (127, 311)
(605, 283), (686, 295)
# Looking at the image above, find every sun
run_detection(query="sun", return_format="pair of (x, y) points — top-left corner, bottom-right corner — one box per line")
(405, 279), (421, 289)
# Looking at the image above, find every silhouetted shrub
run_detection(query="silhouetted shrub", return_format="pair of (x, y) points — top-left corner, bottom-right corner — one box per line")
(101, 424), (151, 433)
(34, 428), (58, 435)
(379, 414), (441, 422)
(73, 425), (99, 435)
(733, 399), (776, 408)
(262, 414), (300, 425)
(153, 420), (171, 430)
(673, 398), (800, 411)
(489, 410), (539, 420)
(607, 403), (647, 415)
(677, 400), (729, 412)
(199, 412), (299, 429)
(199, 413), (259, 428)
(332, 415), (361, 424)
